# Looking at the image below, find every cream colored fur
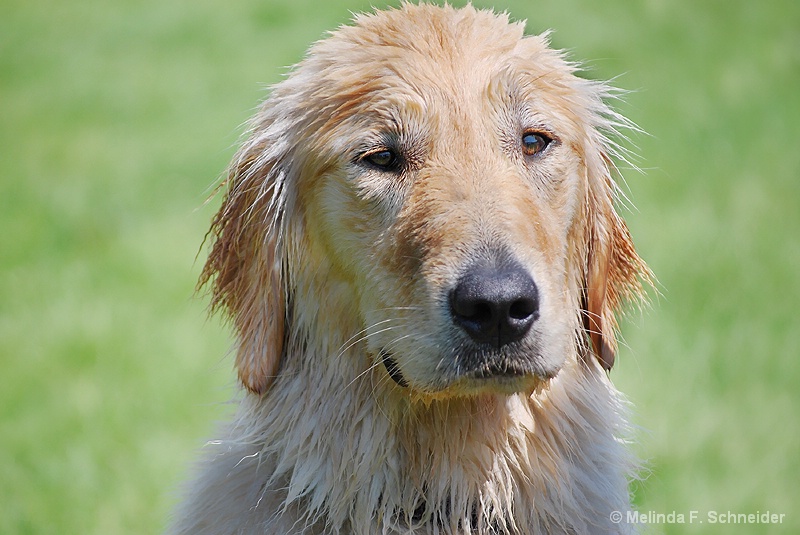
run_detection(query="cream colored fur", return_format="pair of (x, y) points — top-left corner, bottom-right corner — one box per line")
(170, 4), (650, 534)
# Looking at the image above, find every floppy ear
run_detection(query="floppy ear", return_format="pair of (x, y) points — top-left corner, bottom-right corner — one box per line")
(199, 139), (288, 395)
(584, 217), (614, 370)
(583, 161), (649, 371)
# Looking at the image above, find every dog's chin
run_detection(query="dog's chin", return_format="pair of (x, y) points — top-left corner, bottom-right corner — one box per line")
(450, 374), (547, 397)
(380, 350), (556, 398)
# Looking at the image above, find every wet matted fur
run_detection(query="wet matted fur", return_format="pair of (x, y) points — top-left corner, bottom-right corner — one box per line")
(170, 4), (651, 534)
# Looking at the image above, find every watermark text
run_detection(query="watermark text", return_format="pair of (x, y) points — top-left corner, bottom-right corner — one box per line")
(609, 509), (786, 525)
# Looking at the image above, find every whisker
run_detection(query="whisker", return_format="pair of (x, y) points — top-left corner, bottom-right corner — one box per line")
(335, 318), (398, 357)
(346, 353), (390, 390)
(333, 323), (405, 361)
(374, 305), (425, 311)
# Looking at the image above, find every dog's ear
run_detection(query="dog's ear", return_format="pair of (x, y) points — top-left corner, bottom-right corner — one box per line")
(199, 140), (288, 395)
(584, 219), (613, 370)
(583, 159), (648, 371)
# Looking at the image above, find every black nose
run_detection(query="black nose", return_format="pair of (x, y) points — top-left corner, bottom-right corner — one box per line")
(450, 263), (539, 348)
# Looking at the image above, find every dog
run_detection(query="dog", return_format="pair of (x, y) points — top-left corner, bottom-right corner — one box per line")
(170, 4), (651, 534)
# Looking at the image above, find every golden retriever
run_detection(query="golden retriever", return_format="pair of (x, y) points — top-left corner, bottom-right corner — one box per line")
(170, 4), (650, 534)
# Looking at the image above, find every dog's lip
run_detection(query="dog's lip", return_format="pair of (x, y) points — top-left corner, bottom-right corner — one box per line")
(379, 348), (554, 392)
(466, 360), (530, 379)
(380, 350), (409, 387)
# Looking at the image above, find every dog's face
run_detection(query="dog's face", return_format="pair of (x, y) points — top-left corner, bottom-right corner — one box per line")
(303, 12), (599, 397)
(203, 5), (647, 398)
(313, 90), (578, 396)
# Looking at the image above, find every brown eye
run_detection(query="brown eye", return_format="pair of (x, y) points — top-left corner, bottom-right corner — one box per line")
(363, 149), (399, 171)
(521, 131), (551, 157)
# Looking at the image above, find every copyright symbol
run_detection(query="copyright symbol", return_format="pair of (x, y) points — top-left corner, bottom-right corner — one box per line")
(610, 511), (623, 524)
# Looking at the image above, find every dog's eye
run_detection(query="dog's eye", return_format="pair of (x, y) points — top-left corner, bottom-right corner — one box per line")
(362, 149), (399, 171)
(521, 131), (552, 157)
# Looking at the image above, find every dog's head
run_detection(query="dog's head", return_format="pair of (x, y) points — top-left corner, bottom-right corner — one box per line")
(201, 4), (648, 397)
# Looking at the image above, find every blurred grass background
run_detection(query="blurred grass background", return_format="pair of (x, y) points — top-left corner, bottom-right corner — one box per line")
(1, 0), (797, 533)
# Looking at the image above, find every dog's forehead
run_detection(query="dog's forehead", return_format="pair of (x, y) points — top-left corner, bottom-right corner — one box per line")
(312, 5), (557, 92)
(294, 6), (579, 136)
(340, 4), (528, 56)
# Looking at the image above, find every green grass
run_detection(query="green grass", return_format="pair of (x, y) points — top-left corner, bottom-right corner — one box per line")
(1, 0), (797, 533)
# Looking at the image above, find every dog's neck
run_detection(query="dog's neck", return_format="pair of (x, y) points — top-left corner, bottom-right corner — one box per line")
(235, 335), (635, 534)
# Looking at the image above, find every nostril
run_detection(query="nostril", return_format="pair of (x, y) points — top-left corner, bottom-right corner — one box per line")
(509, 297), (538, 321)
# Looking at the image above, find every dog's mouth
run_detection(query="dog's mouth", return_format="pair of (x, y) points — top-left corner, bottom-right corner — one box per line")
(380, 348), (549, 392)
(381, 350), (408, 387)
(467, 359), (530, 379)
